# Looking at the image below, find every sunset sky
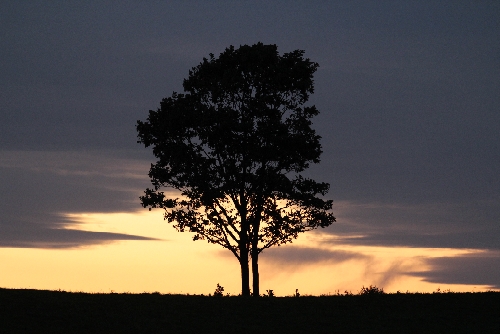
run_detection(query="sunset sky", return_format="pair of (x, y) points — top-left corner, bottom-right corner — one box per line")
(1, 1), (499, 296)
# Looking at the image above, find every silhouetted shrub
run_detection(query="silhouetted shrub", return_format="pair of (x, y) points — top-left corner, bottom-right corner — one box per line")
(359, 285), (384, 295)
(264, 289), (275, 297)
(213, 283), (224, 297)
(433, 287), (452, 294)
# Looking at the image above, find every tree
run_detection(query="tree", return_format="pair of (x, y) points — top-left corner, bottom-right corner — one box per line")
(136, 43), (335, 297)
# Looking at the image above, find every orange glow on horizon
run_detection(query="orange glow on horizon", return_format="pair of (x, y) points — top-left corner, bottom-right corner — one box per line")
(0, 211), (496, 296)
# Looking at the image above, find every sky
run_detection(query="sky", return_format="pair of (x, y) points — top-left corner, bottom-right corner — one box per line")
(1, 1), (499, 295)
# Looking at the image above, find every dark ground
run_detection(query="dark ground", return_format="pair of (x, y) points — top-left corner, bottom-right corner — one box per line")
(0, 288), (499, 333)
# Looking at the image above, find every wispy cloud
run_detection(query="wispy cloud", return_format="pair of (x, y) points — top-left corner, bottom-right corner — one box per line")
(0, 225), (156, 249)
(261, 245), (367, 266)
(0, 150), (158, 248)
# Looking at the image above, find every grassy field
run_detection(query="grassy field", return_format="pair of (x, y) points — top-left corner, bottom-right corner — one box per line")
(1, 288), (499, 333)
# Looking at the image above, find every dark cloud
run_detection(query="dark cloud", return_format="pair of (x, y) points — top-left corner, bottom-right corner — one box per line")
(411, 252), (500, 289)
(0, 151), (158, 247)
(324, 200), (500, 250)
(0, 223), (156, 249)
(334, 230), (500, 251)
(312, 66), (499, 205)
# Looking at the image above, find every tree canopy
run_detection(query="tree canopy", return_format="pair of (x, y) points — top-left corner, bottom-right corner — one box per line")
(136, 43), (335, 296)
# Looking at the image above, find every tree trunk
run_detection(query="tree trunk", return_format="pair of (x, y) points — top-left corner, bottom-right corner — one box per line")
(251, 247), (259, 297)
(240, 246), (250, 296)
(250, 210), (262, 297)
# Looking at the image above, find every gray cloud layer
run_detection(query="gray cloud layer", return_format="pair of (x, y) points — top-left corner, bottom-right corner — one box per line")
(411, 252), (500, 290)
(0, 1), (499, 287)
(327, 200), (500, 250)
(0, 151), (156, 247)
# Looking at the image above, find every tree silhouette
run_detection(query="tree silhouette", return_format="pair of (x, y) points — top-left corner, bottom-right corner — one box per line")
(136, 43), (335, 297)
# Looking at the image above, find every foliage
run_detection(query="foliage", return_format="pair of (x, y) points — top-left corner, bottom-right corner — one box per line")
(136, 43), (335, 296)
